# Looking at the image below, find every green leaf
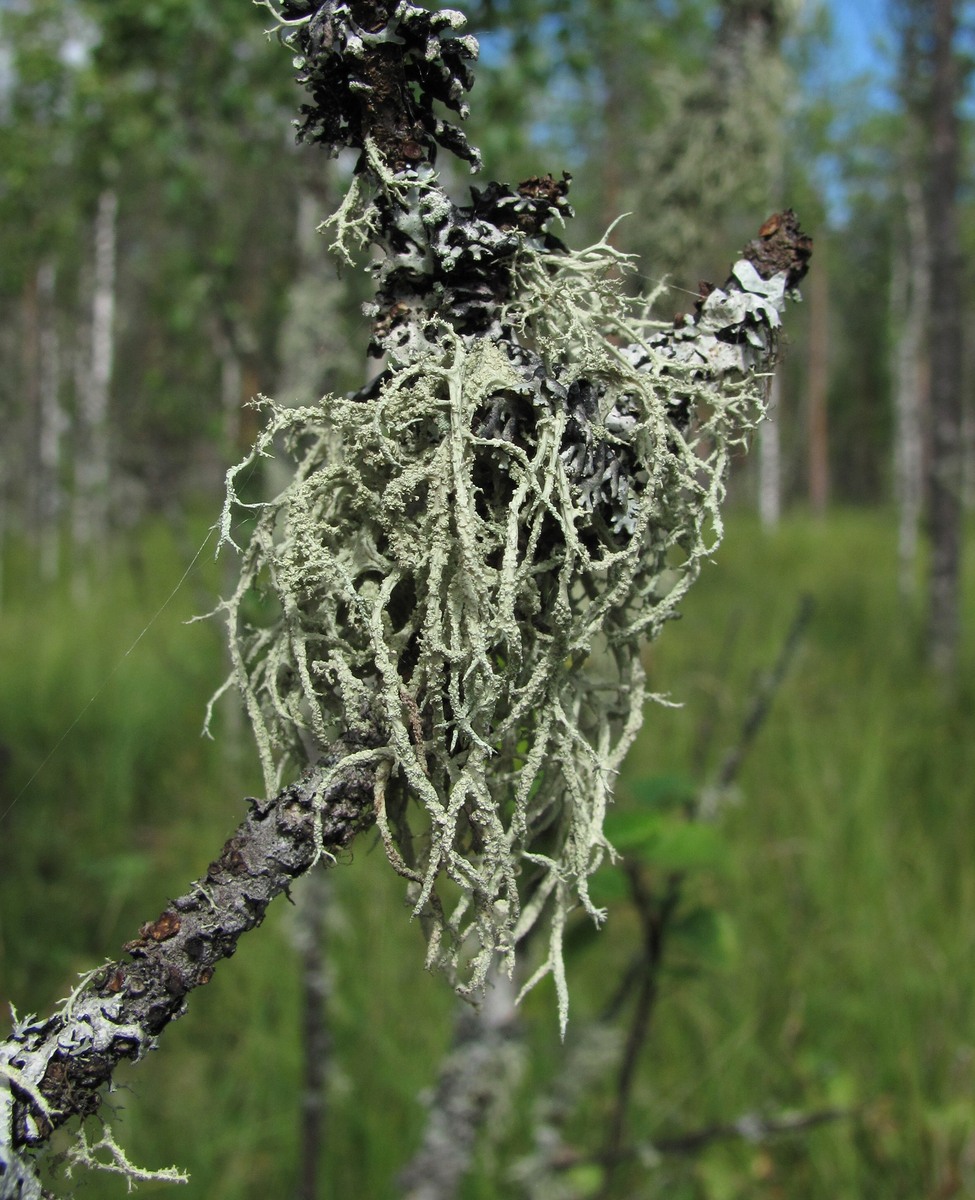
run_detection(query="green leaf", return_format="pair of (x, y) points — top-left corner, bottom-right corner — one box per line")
(563, 1164), (603, 1197)
(603, 808), (666, 849)
(587, 863), (630, 905)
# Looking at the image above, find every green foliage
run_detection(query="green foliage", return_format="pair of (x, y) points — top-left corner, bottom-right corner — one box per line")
(0, 521), (244, 1011)
(462, 0), (795, 292)
(0, 0), (333, 522)
(604, 809), (728, 871)
(606, 510), (975, 1198)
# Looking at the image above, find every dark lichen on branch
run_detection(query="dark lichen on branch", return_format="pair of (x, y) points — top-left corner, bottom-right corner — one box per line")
(266, 0), (481, 169)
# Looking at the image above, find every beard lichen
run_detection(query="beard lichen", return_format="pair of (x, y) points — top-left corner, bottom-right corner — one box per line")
(210, 0), (809, 1032)
(212, 226), (775, 1030)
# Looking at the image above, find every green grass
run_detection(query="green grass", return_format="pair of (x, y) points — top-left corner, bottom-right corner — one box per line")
(604, 510), (975, 1200)
(1, 509), (973, 1198)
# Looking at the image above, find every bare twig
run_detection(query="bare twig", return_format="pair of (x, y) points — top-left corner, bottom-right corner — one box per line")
(711, 593), (814, 794)
(597, 867), (679, 1195)
(591, 594), (813, 1196)
(650, 1105), (848, 1155)
(555, 1105), (849, 1169)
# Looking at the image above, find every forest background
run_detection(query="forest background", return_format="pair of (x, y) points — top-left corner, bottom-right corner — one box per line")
(1, 0), (974, 1197)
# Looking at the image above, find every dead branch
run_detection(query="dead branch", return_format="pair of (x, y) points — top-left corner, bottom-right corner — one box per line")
(0, 747), (376, 1193)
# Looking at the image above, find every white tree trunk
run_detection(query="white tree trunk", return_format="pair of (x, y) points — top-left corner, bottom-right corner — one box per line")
(73, 189), (117, 561)
(891, 175), (928, 601)
(218, 325), (244, 454)
(398, 967), (520, 1200)
(758, 371), (781, 529)
(925, 0), (964, 676)
(291, 869), (332, 1200)
(806, 258), (829, 515)
(37, 261), (65, 580)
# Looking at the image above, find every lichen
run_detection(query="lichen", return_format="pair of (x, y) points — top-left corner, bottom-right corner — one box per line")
(65, 1126), (188, 1191)
(213, 229), (776, 1031)
(211, 0), (807, 1033)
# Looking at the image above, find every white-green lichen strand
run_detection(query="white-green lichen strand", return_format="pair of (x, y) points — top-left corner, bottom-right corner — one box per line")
(214, 219), (776, 1032)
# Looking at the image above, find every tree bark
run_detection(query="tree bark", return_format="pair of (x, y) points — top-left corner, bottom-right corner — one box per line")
(925, 0), (964, 675)
(73, 189), (117, 565)
(293, 869), (332, 1200)
(759, 372), (781, 528)
(37, 262), (65, 580)
(398, 969), (520, 1200)
(807, 255), (829, 515)
(716, 0), (787, 528)
(891, 173), (928, 600)
(0, 753), (377, 1196)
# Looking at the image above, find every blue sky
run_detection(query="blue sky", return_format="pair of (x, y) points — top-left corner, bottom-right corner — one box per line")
(828, 0), (890, 61)
(822, 0), (894, 100)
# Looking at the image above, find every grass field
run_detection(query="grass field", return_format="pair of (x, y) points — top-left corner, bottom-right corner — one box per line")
(1, 508), (972, 1198)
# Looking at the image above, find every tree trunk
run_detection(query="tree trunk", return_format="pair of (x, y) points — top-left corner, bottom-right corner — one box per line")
(716, 0), (787, 528)
(20, 271), (40, 535)
(807, 255), (829, 515)
(891, 173), (928, 601)
(398, 968), (520, 1200)
(37, 262), (65, 580)
(73, 189), (117, 566)
(925, 0), (964, 676)
(759, 372), (781, 529)
(292, 870), (332, 1200)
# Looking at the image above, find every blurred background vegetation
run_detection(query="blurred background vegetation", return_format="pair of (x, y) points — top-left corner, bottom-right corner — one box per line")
(1, 0), (973, 1196)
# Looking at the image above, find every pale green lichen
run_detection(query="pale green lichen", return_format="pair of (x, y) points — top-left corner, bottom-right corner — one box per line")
(213, 226), (768, 1031)
(64, 1126), (188, 1191)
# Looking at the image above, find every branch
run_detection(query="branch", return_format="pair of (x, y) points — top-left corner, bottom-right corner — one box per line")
(597, 864), (679, 1188)
(552, 1105), (849, 1170)
(649, 1106), (849, 1156)
(2, 4), (814, 1193)
(0, 748), (377, 1194)
(518, 596), (814, 1198)
(397, 970), (521, 1200)
(710, 592), (814, 795)
(635, 208), (813, 383)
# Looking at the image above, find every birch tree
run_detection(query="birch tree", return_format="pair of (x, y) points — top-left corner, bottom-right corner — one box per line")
(72, 189), (117, 566)
(890, 172), (929, 601)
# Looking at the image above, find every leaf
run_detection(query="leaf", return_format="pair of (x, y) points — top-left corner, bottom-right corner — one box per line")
(587, 863), (629, 905)
(603, 808), (666, 849)
(563, 1164), (603, 1197)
